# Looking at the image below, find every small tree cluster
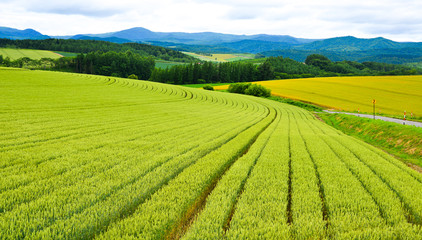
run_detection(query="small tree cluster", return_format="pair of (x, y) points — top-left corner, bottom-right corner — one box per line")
(202, 85), (214, 91)
(228, 83), (271, 97)
(227, 83), (251, 94)
(127, 74), (138, 79)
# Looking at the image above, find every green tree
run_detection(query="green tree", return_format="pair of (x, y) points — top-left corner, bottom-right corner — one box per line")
(244, 84), (271, 97)
(305, 54), (332, 70)
(228, 83), (251, 94)
(128, 74), (138, 79)
(202, 85), (214, 91)
(257, 61), (274, 81)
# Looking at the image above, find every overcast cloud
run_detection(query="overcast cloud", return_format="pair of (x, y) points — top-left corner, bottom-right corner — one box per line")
(1, 0), (422, 41)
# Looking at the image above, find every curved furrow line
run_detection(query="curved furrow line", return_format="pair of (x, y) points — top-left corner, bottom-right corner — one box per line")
(2, 109), (260, 236)
(0, 109), (187, 153)
(0, 109), (198, 165)
(0, 104), (167, 139)
(2, 98), (268, 239)
(0, 105), (254, 194)
(290, 107), (385, 237)
(180, 105), (281, 240)
(95, 102), (274, 240)
(168, 107), (276, 239)
(323, 134), (422, 225)
(0, 101), (266, 208)
(0, 110), (181, 148)
(281, 108), (326, 239)
(29, 108), (268, 240)
(301, 111), (410, 226)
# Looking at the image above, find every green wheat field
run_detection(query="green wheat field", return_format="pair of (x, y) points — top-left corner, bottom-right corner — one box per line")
(1, 68), (421, 239)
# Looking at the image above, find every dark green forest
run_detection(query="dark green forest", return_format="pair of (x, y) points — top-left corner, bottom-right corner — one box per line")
(0, 51), (155, 79)
(74, 51), (155, 79)
(149, 61), (273, 84)
(261, 48), (422, 65)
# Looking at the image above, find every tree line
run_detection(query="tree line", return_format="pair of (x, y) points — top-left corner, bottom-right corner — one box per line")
(0, 51), (155, 79)
(147, 54), (421, 84)
(303, 54), (419, 76)
(74, 51), (155, 79)
(149, 61), (274, 84)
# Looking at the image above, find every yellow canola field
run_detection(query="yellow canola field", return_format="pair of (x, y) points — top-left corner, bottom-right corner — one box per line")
(215, 76), (422, 116)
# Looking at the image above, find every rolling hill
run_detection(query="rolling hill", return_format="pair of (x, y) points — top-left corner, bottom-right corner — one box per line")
(70, 35), (132, 44)
(295, 36), (421, 51)
(64, 27), (315, 45)
(261, 47), (422, 64)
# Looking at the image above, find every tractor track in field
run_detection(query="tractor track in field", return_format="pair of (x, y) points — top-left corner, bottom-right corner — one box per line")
(408, 163), (422, 174)
(165, 106), (277, 240)
(222, 109), (281, 234)
(295, 115), (330, 234)
(309, 116), (422, 226)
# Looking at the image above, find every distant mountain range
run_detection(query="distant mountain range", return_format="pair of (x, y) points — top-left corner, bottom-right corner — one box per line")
(55, 27), (316, 45)
(0, 27), (49, 40)
(2, 26), (422, 64)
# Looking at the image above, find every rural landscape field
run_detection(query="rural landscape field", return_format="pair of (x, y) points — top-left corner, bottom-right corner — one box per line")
(2, 0), (422, 238)
(182, 52), (255, 62)
(1, 68), (422, 239)
(215, 76), (422, 117)
(0, 48), (62, 60)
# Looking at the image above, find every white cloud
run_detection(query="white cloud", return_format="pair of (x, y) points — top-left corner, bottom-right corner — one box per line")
(1, 0), (422, 41)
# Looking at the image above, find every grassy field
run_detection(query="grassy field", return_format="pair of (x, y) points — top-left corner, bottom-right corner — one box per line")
(53, 51), (78, 58)
(182, 52), (255, 62)
(182, 82), (231, 88)
(155, 60), (188, 69)
(224, 53), (256, 61)
(1, 68), (422, 239)
(215, 76), (422, 118)
(0, 48), (63, 60)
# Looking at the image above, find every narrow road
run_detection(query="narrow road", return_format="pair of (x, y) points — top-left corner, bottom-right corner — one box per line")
(323, 110), (422, 128)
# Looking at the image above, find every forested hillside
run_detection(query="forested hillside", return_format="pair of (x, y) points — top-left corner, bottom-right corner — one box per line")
(0, 38), (195, 62)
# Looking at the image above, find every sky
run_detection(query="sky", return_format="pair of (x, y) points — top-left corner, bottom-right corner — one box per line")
(1, 0), (422, 42)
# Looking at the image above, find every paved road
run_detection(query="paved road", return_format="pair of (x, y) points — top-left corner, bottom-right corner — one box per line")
(323, 110), (422, 128)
